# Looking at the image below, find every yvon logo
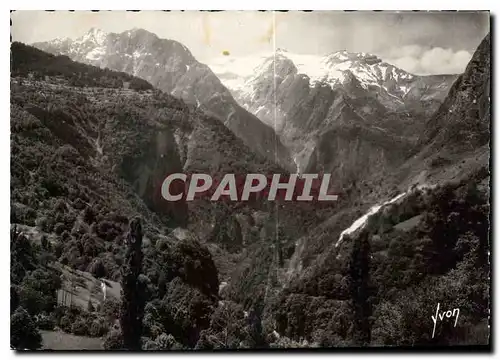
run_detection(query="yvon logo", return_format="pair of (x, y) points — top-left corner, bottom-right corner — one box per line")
(431, 303), (460, 339)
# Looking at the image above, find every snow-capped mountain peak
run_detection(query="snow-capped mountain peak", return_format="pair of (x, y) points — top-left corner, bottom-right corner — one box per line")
(323, 50), (382, 65)
(78, 27), (108, 46)
(207, 47), (455, 147)
(254, 53), (298, 78)
(316, 51), (416, 90)
(209, 49), (417, 97)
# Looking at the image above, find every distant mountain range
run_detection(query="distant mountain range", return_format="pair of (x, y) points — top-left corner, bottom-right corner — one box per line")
(211, 48), (456, 111)
(33, 29), (457, 179)
(210, 47), (457, 186)
(34, 28), (295, 171)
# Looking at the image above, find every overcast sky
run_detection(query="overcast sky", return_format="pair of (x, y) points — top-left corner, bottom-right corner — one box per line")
(11, 10), (490, 75)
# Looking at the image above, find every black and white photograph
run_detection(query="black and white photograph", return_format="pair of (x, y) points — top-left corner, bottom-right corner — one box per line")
(9, 10), (491, 350)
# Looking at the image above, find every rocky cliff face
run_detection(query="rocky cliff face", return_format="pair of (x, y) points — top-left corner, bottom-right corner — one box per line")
(217, 49), (456, 119)
(282, 33), (491, 283)
(424, 33), (490, 152)
(212, 49), (456, 182)
(259, 35), (490, 346)
(35, 30), (456, 181)
(34, 28), (294, 171)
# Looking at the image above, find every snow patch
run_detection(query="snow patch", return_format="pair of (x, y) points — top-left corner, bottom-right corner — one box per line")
(79, 28), (108, 46)
(293, 155), (302, 175)
(100, 281), (107, 302)
(400, 85), (410, 96)
(335, 183), (437, 248)
(372, 126), (388, 133)
(208, 50), (414, 98)
(255, 105), (266, 114)
(336, 192), (407, 247)
(380, 65), (388, 80)
(382, 85), (405, 104)
(85, 47), (106, 61)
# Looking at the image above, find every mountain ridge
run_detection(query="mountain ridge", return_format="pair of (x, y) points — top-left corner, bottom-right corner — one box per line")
(209, 47), (458, 180)
(210, 48), (458, 108)
(33, 28), (295, 171)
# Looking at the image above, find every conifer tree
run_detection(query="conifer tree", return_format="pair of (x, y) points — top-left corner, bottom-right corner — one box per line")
(119, 217), (145, 350)
(348, 231), (372, 345)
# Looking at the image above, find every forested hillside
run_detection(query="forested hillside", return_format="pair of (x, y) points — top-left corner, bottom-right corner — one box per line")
(10, 31), (491, 350)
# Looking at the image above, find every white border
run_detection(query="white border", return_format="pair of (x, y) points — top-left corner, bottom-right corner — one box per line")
(3, 1), (498, 10)
(3, 1), (497, 360)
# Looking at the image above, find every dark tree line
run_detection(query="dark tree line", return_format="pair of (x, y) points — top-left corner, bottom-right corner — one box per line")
(119, 217), (146, 350)
(348, 231), (373, 345)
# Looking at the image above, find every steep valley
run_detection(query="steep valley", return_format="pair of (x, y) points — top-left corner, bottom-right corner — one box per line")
(10, 29), (491, 349)
(34, 28), (295, 172)
(211, 49), (458, 177)
(10, 43), (341, 348)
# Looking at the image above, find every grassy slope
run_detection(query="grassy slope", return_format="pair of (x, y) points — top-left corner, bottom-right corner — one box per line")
(41, 330), (103, 350)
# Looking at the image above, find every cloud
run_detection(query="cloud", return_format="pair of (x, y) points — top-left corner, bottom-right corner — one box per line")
(420, 48), (472, 74)
(385, 45), (473, 75)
